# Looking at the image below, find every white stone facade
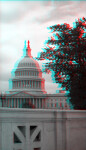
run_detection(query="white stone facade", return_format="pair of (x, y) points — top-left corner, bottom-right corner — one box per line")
(0, 108), (86, 150)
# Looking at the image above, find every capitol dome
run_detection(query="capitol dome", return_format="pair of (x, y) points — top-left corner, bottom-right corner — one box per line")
(17, 55), (40, 68)
(10, 41), (46, 95)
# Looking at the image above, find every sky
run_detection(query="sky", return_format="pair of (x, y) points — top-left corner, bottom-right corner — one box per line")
(0, 0), (86, 94)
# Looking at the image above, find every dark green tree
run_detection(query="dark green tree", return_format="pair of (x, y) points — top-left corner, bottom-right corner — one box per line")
(37, 17), (86, 109)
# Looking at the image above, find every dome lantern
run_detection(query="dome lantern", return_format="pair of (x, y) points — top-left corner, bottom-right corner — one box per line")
(24, 40), (31, 57)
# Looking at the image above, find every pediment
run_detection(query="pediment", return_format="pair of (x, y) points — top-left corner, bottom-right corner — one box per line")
(7, 91), (34, 98)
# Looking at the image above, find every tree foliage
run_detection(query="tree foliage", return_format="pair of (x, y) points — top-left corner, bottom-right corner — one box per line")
(37, 17), (86, 109)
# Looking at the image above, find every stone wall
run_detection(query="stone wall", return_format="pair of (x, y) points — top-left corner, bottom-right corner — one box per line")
(0, 108), (86, 150)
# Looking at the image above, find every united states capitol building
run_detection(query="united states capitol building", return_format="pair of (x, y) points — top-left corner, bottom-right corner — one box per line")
(0, 41), (86, 150)
(0, 41), (70, 110)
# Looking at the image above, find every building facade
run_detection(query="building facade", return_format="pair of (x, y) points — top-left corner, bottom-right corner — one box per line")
(0, 41), (70, 109)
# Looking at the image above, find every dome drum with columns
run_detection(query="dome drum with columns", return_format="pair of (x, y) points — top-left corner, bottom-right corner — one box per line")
(0, 41), (71, 109)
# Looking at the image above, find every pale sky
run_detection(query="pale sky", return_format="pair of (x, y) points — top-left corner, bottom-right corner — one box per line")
(0, 0), (86, 93)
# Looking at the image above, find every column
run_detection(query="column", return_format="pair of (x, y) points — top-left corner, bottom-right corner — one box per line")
(9, 98), (12, 108)
(45, 99), (47, 108)
(58, 98), (60, 109)
(62, 98), (64, 109)
(39, 98), (40, 108)
(35, 81), (36, 88)
(24, 98), (26, 105)
(22, 81), (24, 87)
(38, 81), (39, 88)
(15, 98), (17, 108)
(15, 81), (16, 88)
(17, 81), (19, 88)
(8, 98), (10, 108)
(26, 81), (27, 88)
(34, 81), (35, 88)
(33, 98), (34, 105)
(17, 98), (18, 108)
(42, 98), (43, 108)
(18, 98), (20, 108)
(36, 98), (37, 108)
(25, 81), (26, 88)
(13, 98), (15, 108)
(19, 81), (20, 88)
(20, 98), (22, 107)
(55, 99), (57, 108)
(51, 99), (53, 108)
(13, 82), (14, 89)
(43, 81), (44, 89)
(32, 81), (34, 88)
(36, 81), (38, 88)
(40, 98), (42, 108)
(28, 81), (30, 88)
(44, 99), (46, 109)
(7, 98), (9, 107)
(33, 81), (34, 88)
(29, 81), (30, 88)
(5, 98), (7, 107)
(20, 98), (22, 108)
(20, 81), (21, 88)
(17, 98), (19, 108)
(21, 81), (22, 88)
(14, 98), (16, 108)
(27, 81), (29, 88)
(10, 98), (12, 108)
(32, 81), (33, 88)
(23, 80), (25, 88)
(60, 98), (62, 109)
(38, 99), (40, 108)
(46, 99), (48, 108)
(39, 81), (41, 88)
(13, 81), (15, 88)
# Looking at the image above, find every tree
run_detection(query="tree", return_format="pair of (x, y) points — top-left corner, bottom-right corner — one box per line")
(37, 17), (86, 109)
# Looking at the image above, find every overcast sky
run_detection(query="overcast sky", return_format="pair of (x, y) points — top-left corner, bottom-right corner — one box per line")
(0, 0), (86, 93)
